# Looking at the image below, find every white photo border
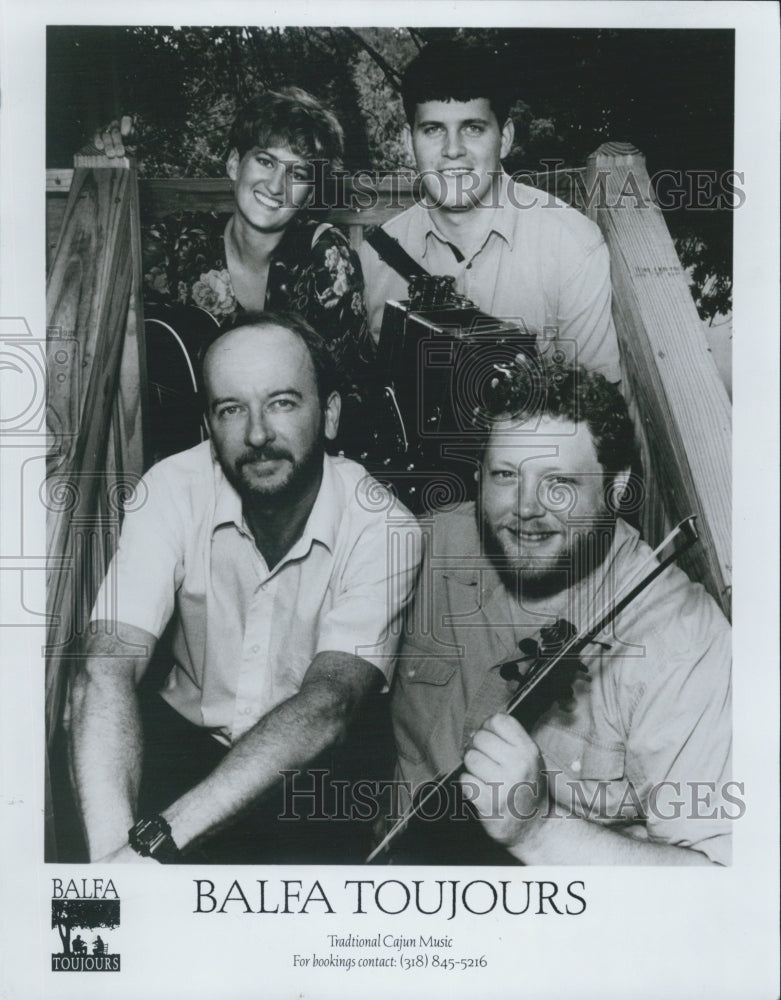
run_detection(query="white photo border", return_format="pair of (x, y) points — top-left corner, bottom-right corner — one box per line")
(1, 3), (778, 998)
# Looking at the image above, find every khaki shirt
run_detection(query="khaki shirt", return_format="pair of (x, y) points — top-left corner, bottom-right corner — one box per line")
(392, 505), (732, 863)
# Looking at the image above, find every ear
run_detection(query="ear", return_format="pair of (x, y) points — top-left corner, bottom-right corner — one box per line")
(608, 468), (632, 512)
(226, 148), (240, 182)
(323, 390), (341, 441)
(499, 118), (515, 160)
(202, 392), (215, 439)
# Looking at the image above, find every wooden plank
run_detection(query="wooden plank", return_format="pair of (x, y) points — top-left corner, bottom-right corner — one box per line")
(46, 168), (75, 193)
(47, 168), (594, 260)
(47, 167), (585, 200)
(46, 196), (68, 275)
(44, 749), (57, 861)
(45, 163), (138, 739)
(585, 142), (731, 616)
(139, 177), (235, 216)
(111, 166), (148, 477)
(48, 171), (421, 219)
(47, 168), (590, 245)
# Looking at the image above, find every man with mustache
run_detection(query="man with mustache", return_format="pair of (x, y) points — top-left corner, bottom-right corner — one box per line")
(69, 312), (421, 864)
(391, 359), (732, 864)
(359, 40), (622, 384)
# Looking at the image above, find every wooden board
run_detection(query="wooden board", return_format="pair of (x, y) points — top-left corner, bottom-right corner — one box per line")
(585, 142), (731, 617)
(45, 162), (141, 738)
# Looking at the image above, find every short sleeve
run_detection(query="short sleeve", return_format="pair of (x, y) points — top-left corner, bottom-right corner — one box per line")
(315, 492), (422, 687)
(552, 237), (622, 383)
(90, 463), (184, 639)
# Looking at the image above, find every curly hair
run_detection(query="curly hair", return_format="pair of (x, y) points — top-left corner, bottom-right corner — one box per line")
(228, 86), (344, 168)
(478, 357), (638, 476)
(401, 39), (512, 127)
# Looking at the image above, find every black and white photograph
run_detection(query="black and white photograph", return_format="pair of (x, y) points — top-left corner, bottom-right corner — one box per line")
(0, 2), (778, 998)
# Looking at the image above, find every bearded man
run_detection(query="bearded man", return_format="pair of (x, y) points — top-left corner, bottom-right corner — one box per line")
(69, 312), (420, 864)
(391, 359), (732, 864)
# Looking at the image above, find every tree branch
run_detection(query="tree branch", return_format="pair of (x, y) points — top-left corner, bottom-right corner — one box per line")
(341, 27), (404, 91)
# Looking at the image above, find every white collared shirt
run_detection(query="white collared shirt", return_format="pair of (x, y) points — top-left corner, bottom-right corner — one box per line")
(92, 443), (422, 744)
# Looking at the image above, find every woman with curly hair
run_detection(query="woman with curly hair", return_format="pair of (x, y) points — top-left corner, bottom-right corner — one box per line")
(125, 88), (374, 459)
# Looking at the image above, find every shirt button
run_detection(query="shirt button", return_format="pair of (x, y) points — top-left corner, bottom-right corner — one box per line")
(407, 668), (416, 678)
(571, 760), (582, 773)
(251, 644), (259, 654)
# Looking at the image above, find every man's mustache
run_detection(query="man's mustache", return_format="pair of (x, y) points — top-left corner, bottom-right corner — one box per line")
(236, 446), (293, 468)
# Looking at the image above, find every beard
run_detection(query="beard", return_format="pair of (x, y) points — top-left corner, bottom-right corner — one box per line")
(478, 505), (617, 601)
(221, 427), (325, 510)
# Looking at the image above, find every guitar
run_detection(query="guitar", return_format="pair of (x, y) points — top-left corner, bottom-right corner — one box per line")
(143, 303), (220, 464)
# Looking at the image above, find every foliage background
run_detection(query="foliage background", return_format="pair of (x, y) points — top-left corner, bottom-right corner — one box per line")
(47, 25), (735, 321)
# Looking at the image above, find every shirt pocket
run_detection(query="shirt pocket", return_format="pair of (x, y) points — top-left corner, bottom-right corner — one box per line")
(393, 658), (458, 765)
(398, 659), (458, 686)
(535, 725), (634, 823)
(535, 724), (626, 780)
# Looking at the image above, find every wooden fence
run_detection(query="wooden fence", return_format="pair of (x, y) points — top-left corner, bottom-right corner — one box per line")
(44, 144), (731, 856)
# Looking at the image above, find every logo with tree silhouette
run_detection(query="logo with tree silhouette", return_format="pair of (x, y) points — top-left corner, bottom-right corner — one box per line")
(51, 898), (121, 971)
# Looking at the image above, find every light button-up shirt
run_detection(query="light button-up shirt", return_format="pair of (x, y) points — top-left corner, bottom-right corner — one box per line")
(93, 443), (422, 745)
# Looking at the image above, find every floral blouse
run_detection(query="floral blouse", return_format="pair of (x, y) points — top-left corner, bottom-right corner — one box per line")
(141, 212), (375, 389)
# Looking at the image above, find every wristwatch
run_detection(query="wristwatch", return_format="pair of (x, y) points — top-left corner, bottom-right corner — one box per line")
(128, 815), (180, 863)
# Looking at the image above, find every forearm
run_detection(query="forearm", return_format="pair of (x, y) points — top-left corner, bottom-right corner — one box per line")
(161, 674), (358, 852)
(507, 814), (716, 866)
(69, 666), (144, 860)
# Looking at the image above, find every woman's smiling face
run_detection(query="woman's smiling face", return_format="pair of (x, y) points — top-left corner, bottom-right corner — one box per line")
(227, 143), (314, 233)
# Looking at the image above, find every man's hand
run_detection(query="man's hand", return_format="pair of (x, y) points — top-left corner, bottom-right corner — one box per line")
(96, 843), (158, 865)
(460, 712), (718, 865)
(460, 713), (547, 849)
(80, 116), (135, 158)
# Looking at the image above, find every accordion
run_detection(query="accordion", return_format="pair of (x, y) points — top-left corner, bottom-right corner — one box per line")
(367, 275), (538, 514)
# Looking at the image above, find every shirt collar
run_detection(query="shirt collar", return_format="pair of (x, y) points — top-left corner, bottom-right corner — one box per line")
(411, 170), (517, 259)
(298, 454), (340, 553)
(212, 445), (244, 532)
(211, 448), (339, 555)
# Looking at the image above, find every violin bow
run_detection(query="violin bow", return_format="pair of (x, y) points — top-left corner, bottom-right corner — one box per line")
(366, 515), (700, 864)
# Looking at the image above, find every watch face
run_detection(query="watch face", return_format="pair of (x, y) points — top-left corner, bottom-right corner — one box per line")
(130, 816), (178, 861)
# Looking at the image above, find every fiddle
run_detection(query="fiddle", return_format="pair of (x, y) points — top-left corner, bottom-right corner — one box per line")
(367, 516), (700, 864)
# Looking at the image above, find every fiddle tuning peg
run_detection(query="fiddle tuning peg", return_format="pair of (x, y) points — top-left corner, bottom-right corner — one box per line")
(517, 637), (539, 659)
(500, 660), (523, 683)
